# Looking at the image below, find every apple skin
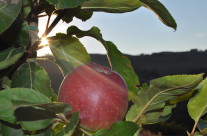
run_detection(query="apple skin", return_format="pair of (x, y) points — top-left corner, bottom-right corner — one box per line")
(58, 62), (128, 131)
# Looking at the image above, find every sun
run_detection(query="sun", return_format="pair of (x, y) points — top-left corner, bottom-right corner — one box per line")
(40, 37), (48, 45)
(37, 14), (53, 57)
(37, 37), (52, 57)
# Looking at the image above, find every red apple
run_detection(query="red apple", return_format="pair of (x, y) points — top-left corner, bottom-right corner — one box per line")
(58, 62), (128, 131)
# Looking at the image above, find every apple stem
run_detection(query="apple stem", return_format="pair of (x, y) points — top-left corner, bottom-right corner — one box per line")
(80, 128), (92, 136)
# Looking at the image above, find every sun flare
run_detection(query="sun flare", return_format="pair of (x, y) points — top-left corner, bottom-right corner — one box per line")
(40, 37), (49, 45)
(37, 37), (52, 56)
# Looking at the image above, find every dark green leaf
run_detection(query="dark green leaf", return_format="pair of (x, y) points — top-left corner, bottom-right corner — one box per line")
(54, 112), (79, 136)
(11, 61), (56, 100)
(0, 88), (50, 123)
(14, 102), (71, 131)
(15, 102), (71, 117)
(60, 7), (81, 23)
(198, 119), (207, 132)
(188, 78), (207, 129)
(0, 47), (25, 70)
(82, 0), (142, 13)
(67, 26), (140, 101)
(1, 17), (23, 46)
(0, 0), (22, 34)
(17, 22), (30, 47)
(42, 0), (55, 16)
(75, 10), (93, 21)
(140, 0), (177, 30)
(48, 34), (91, 76)
(46, 0), (85, 9)
(93, 121), (138, 136)
(131, 74), (203, 123)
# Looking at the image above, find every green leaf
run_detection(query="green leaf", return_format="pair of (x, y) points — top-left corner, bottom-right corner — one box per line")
(126, 103), (175, 124)
(0, 47), (25, 70)
(11, 61), (56, 100)
(188, 78), (207, 129)
(1, 124), (25, 136)
(0, 88), (50, 123)
(0, 0), (22, 34)
(54, 112), (79, 136)
(93, 121), (138, 136)
(48, 34), (91, 76)
(82, 0), (142, 13)
(131, 74), (203, 123)
(17, 22), (30, 47)
(21, 120), (52, 131)
(67, 26), (140, 101)
(46, 0), (85, 9)
(22, 0), (31, 18)
(139, 0), (177, 30)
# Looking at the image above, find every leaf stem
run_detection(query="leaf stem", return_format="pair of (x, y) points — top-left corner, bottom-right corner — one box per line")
(190, 121), (197, 136)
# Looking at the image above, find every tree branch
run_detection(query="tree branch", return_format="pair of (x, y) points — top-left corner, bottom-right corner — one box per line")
(26, 9), (67, 56)
(7, 9), (67, 78)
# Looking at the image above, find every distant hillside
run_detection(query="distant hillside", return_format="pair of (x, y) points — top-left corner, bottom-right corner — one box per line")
(38, 49), (207, 91)
(90, 49), (207, 83)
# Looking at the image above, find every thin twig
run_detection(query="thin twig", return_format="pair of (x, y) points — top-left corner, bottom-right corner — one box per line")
(38, 14), (47, 17)
(7, 9), (67, 78)
(27, 9), (67, 56)
(43, 14), (52, 37)
(37, 44), (48, 50)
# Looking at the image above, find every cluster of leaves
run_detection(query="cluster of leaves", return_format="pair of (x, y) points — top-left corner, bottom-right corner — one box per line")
(0, 0), (207, 136)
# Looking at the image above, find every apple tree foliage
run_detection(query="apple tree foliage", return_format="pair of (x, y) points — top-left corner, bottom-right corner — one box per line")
(0, 0), (206, 135)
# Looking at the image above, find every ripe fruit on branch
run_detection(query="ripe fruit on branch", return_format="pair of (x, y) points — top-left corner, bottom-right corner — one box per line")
(58, 62), (128, 131)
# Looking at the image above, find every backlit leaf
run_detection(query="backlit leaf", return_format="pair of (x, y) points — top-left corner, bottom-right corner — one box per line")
(140, 0), (177, 30)
(129, 74), (203, 124)
(11, 61), (56, 100)
(48, 34), (91, 76)
(188, 78), (207, 130)
(0, 0), (22, 34)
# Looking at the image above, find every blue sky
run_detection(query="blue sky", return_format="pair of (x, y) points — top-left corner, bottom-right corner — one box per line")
(38, 0), (207, 56)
